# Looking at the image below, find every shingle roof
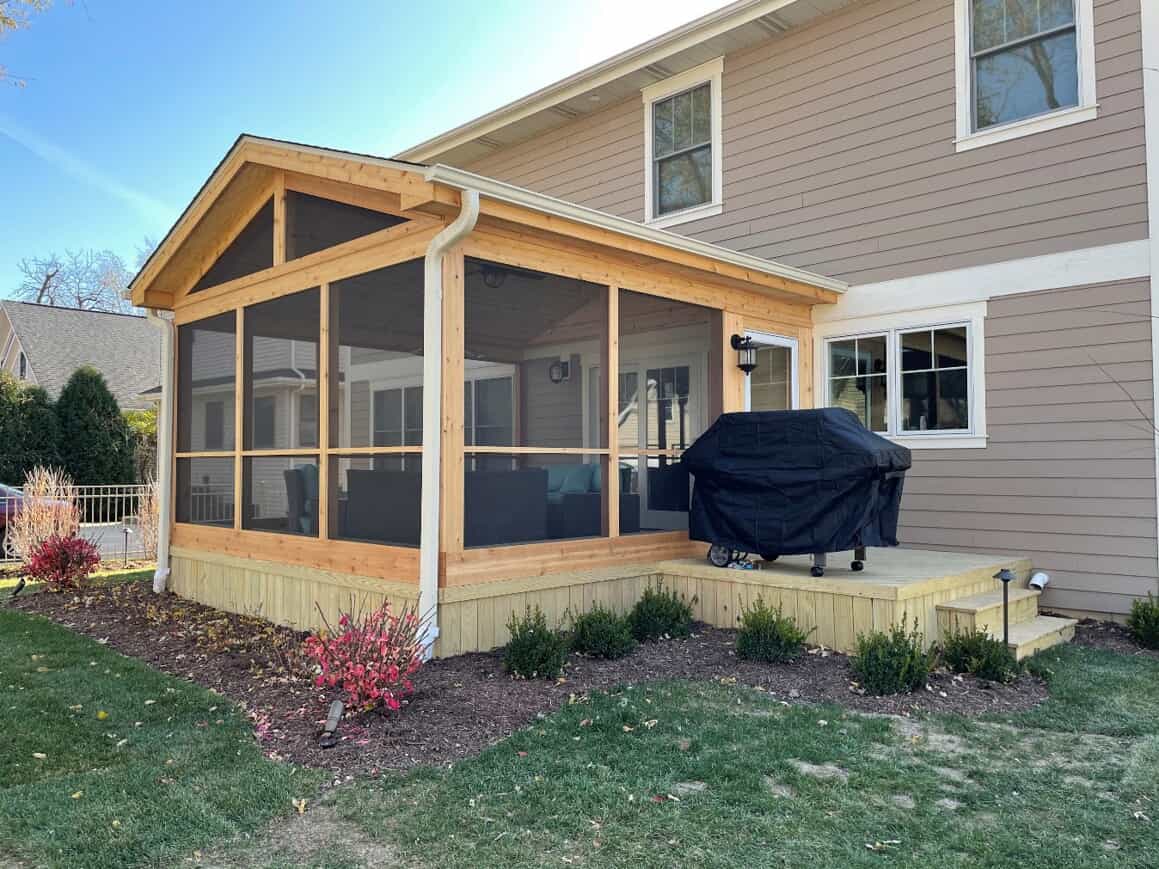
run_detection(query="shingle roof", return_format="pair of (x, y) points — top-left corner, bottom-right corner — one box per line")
(0, 301), (161, 410)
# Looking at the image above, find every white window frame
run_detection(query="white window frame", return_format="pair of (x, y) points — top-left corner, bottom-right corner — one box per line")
(816, 303), (988, 450)
(642, 57), (724, 229)
(953, 0), (1097, 152)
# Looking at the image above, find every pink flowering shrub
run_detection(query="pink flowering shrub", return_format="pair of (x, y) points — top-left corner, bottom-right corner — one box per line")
(303, 599), (426, 712)
(25, 533), (100, 592)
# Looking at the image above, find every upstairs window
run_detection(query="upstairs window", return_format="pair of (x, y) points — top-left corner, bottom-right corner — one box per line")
(17, 351), (27, 380)
(955, 0), (1096, 150)
(642, 57), (723, 228)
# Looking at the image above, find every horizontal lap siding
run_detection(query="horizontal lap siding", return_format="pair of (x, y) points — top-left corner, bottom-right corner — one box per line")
(462, 0), (1146, 286)
(898, 278), (1158, 615)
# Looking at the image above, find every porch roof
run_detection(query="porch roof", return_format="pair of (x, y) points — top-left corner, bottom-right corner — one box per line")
(129, 135), (846, 310)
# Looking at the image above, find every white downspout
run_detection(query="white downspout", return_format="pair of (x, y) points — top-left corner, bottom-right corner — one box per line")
(146, 309), (175, 593)
(418, 189), (480, 654)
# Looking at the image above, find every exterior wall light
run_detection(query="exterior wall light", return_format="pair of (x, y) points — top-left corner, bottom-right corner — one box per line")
(731, 334), (757, 375)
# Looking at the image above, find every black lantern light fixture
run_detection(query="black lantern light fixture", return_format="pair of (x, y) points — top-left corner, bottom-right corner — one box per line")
(730, 334), (757, 375)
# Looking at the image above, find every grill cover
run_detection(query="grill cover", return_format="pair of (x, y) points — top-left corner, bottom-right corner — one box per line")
(683, 408), (912, 556)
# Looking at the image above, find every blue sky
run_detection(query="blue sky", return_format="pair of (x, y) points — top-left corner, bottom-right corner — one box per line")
(0, 0), (723, 297)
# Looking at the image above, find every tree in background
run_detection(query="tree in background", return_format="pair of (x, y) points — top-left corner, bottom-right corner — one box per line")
(0, 371), (60, 484)
(124, 406), (157, 482)
(15, 249), (134, 314)
(55, 366), (133, 486)
(1, 0), (51, 86)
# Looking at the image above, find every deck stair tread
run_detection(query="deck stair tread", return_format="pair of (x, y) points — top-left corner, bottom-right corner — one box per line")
(937, 587), (1039, 614)
(989, 615), (1077, 660)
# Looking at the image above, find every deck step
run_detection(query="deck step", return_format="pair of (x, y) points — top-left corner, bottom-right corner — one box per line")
(990, 615), (1077, 661)
(936, 587), (1041, 636)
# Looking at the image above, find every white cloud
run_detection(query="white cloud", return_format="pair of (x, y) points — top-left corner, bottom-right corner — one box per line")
(0, 115), (173, 226)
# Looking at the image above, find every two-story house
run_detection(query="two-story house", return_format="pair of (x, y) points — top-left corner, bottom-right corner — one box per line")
(390, 0), (1159, 620)
(129, 0), (1158, 654)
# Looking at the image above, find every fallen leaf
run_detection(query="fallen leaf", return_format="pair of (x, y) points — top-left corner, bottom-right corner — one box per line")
(622, 725), (635, 732)
(579, 719), (593, 727)
(643, 719), (658, 729)
(96, 711), (109, 721)
(70, 791), (83, 799)
(32, 752), (46, 760)
(292, 798), (307, 815)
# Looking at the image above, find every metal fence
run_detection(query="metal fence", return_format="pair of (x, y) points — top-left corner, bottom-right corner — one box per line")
(1, 484), (155, 565)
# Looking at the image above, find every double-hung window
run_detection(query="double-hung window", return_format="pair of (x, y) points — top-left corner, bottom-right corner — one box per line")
(642, 58), (723, 228)
(823, 317), (985, 447)
(954, 0), (1096, 150)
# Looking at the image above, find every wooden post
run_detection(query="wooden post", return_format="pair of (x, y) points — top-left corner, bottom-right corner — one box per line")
(318, 282), (331, 540)
(272, 171), (287, 266)
(603, 286), (619, 537)
(233, 307), (245, 530)
(440, 249), (466, 568)
(720, 311), (746, 414)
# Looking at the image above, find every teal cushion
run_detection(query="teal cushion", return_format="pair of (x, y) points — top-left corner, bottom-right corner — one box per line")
(590, 462), (602, 493)
(546, 464), (572, 493)
(560, 463), (595, 494)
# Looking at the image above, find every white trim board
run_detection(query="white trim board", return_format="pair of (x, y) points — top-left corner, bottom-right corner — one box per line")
(1140, 0), (1159, 574)
(815, 239), (1151, 324)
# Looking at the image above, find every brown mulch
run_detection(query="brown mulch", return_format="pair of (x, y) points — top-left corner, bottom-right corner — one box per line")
(8, 579), (1048, 779)
(1071, 617), (1159, 659)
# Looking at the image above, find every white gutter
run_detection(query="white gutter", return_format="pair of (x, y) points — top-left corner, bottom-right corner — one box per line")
(423, 164), (848, 295)
(418, 189), (480, 654)
(146, 308), (175, 593)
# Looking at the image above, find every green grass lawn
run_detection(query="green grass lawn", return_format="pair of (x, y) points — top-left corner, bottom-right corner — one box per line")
(4, 607), (1158, 869)
(318, 644), (1159, 869)
(0, 610), (321, 869)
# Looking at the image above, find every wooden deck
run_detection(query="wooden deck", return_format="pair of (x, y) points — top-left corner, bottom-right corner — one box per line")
(168, 543), (1037, 657)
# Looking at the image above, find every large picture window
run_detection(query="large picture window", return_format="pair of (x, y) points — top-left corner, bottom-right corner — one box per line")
(955, 0), (1096, 150)
(824, 320), (980, 443)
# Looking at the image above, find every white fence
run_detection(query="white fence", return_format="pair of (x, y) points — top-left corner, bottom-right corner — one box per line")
(1, 484), (155, 565)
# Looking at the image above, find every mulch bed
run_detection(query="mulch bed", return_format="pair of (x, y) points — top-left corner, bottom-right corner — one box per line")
(1071, 617), (1159, 659)
(9, 580), (1048, 779)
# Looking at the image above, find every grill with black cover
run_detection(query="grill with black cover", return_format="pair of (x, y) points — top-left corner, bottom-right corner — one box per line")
(682, 408), (911, 576)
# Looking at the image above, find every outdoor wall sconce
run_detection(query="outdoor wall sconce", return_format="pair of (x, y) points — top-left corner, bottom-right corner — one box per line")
(731, 334), (757, 375)
(548, 359), (571, 384)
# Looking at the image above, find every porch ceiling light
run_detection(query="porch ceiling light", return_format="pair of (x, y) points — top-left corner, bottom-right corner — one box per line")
(731, 333), (757, 375)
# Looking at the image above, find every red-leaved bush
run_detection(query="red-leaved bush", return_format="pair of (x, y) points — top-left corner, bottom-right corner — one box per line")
(303, 599), (426, 712)
(26, 533), (101, 592)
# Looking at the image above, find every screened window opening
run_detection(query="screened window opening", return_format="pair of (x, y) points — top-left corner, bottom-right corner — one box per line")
(243, 287), (319, 451)
(175, 457), (234, 527)
(329, 259), (424, 545)
(177, 311), (236, 452)
(652, 82), (713, 216)
(827, 336), (889, 433)
(191, 199), (274, 293)
(971, 0), (1078, 130)
(243, 456), (319, 536)
(285, 191), (407, 260)
(618, 290), (713, 534)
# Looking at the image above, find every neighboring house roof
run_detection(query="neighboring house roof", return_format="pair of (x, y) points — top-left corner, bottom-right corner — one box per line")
(0, 301), (161, 410)
(396, 0), (853, 165)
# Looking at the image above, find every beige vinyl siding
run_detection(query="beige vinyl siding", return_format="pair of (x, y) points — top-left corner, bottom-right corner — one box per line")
(463, 0), (1147, 285)
(897, 278), (1158, 615)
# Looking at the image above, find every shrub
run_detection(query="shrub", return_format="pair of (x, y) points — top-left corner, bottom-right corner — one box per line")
(851, 618), (934, 695)
(7, 466), (80, 563)
(504, 606), (569, 679)
(1127, 594), (1159, 650)
(0, 374), (61, 485)
(25, 533), (100, 592)
(304, 599), (425, 712)
(628, 583), (694, 642)
(55, 366), (134, 488)
(571, 605), (636, 659)
(736, 598), (812, 663)
(940, 628), (1019, 683)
